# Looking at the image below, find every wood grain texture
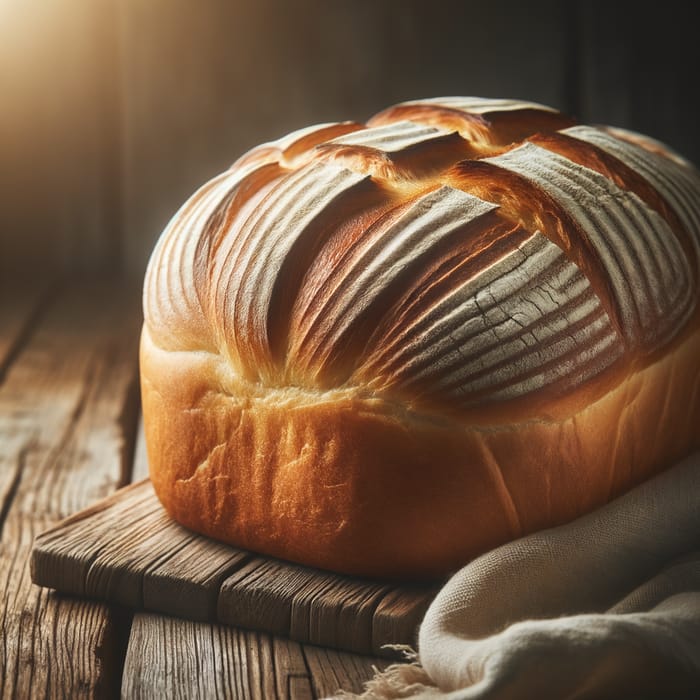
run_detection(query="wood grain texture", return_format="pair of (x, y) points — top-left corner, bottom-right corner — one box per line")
(32, 480), (438, 658)
(122, 614), (388, 700)
(304, 645), (389, 699)
(0, 279), (53, 382)
(217, 556), (394, 652)
(0, 282), (142, 698)
(371, 587), (436, 658)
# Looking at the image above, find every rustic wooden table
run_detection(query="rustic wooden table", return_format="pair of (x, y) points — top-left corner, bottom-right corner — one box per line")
(0, 279), (393, 699)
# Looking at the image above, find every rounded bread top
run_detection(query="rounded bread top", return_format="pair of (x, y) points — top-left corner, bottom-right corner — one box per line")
(143, 97), (700, 420)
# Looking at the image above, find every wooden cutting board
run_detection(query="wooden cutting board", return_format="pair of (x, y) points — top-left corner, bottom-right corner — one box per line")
(30, 480), (440, 658)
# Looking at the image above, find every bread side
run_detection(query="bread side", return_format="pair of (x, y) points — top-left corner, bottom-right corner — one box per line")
(141, 97), (700, 578)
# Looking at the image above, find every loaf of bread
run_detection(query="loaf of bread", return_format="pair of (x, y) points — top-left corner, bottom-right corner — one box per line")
(141, 96), (700, 580)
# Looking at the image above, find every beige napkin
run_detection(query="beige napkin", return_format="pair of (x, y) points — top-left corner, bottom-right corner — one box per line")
(333, 450), (700, 699)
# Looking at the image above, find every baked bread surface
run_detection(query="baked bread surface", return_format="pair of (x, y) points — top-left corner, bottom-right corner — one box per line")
(141, 97), (700, 579)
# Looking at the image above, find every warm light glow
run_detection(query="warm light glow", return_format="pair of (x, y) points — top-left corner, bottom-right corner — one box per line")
(0, 0), (115, 269)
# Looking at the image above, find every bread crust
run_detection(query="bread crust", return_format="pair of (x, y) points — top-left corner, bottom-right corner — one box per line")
(141, 97), (700, 579)
(141, 314), (700, 580)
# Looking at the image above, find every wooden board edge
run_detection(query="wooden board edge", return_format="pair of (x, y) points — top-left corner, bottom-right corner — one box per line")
(27, 477), (440, 659)
(33, 479), (152, 540)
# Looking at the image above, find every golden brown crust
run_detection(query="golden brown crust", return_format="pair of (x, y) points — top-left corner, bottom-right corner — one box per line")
(141, 97), (700, 579)
(141, 314), (700, 580)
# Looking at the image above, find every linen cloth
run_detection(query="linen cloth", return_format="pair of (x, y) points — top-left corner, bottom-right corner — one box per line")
(333, 450), (700, 699)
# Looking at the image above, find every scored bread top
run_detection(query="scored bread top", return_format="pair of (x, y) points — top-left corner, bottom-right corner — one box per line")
(143, 97), (700, 419)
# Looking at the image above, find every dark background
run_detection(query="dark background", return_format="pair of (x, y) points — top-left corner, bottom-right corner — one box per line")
(2, 0), (698, 281)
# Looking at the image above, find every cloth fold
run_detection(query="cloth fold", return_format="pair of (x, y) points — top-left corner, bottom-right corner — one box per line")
(332, 451), (700, 699)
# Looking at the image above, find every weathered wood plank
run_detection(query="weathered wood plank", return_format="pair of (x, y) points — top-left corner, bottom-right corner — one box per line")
(269, 637), (316, 699)
(217, 553), (433, 655)
(0, 282), (142, 699)
(295, 575), (392, 653)
(371, 587), (433, 657)
(291, 576), (389, 653)
(143, 532), (250, 620)
(84, 505), (198, 609)
(0, 280), (53, 382)
(121, 614), (387, 699)
(304, 645), (386, 699)
(218, 557), (324, 638)
(30, 480), (157, 597)
(0, 280), (47, 524)
(121, 616), (311, 699)
(32, 479), (439, 657)
(32, 480), (253, 619)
